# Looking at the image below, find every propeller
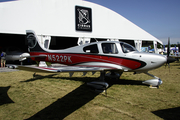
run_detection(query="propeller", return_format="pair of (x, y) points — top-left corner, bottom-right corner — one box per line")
(166, 37), (176, 68)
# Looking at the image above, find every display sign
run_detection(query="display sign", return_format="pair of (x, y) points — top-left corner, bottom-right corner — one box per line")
(75, 6), (92, 32)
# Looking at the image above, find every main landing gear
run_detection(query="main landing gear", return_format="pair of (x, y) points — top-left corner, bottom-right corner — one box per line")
(87, 71), (108, 94)
(87, 71), (122, 94)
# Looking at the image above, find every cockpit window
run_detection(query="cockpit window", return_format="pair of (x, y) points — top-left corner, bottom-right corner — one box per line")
(120, 43), (137, 53)
(83, 44), (99, 53)
(102, 43), (118, 54)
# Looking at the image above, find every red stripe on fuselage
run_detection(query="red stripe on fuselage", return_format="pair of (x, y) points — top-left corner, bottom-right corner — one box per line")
(30, 52), (143, 70)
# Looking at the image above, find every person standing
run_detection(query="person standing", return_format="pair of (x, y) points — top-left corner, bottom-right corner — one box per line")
(0, 51), (2, 67)
(1, 50), (6, 68)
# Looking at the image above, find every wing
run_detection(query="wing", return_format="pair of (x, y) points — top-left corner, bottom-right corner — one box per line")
(8, 65), (122, 73)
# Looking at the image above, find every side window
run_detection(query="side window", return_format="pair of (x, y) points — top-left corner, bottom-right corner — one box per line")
(120, 43), (137, 53)
(83, 44), (99, 53)
(44, 40), (49, 49)
(102, 43), (118, 54)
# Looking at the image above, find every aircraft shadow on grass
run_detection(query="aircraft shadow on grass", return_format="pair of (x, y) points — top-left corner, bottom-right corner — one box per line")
(23, 74), (143, 119)
(0, 86), (14, 106)
(26, 83), (99, 120)
(21, 73), (143, 86)
(152, 107), (180, 120)
(20, 74), (58, 82)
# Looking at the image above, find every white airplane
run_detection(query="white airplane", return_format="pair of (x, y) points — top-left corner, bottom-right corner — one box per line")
(8, 30), (176, 89)
(4, 47), (30, 64)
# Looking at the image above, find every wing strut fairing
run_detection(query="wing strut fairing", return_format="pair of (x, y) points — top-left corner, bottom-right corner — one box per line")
(142, 72), (162, 88)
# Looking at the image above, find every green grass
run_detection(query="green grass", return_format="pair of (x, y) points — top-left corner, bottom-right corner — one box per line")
(0, 63), (180, 120)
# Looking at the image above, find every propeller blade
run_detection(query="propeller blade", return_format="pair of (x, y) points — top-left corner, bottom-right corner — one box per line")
(166, 37), (176, 64)
(165, 38), (170, 68)
(167, 37), (170, 57)
(165, 37), (176, 71)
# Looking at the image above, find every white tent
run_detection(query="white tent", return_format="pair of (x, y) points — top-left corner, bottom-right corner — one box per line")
(0, 0), (162, 52)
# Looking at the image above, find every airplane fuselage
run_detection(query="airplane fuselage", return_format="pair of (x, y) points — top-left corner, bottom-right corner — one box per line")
(30, 41), (167, 72)
(8, 30), (174, 88)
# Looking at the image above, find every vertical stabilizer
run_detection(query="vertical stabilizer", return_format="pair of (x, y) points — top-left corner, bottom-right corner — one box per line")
(26, 30), (46, 52)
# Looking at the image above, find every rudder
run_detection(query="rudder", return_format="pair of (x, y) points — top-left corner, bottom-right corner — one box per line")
(26, 30), (46, 52)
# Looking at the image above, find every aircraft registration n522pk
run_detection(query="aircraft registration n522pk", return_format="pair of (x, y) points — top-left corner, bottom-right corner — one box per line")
(9, 30), (175, 89)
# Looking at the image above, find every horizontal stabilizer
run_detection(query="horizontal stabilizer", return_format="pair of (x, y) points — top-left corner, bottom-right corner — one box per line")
(26, 55), (47, 58)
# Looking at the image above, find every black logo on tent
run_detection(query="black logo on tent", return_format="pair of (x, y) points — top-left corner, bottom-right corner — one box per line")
(75, 6), (92, 32)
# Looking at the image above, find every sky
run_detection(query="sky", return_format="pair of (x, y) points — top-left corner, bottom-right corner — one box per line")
(85, 0), (180, 45)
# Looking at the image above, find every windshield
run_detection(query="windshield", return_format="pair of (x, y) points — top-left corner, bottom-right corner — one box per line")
(120, 43), (137, 53)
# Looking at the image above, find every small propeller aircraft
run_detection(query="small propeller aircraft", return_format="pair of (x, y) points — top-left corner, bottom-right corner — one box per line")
(8, 30), (176, 89)
(5, 47), (30, 64)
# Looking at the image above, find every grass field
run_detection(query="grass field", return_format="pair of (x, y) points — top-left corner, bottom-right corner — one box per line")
(0, 63), (180, 120)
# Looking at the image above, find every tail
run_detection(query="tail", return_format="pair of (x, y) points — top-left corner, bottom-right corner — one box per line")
(26, 30), (46, 52)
